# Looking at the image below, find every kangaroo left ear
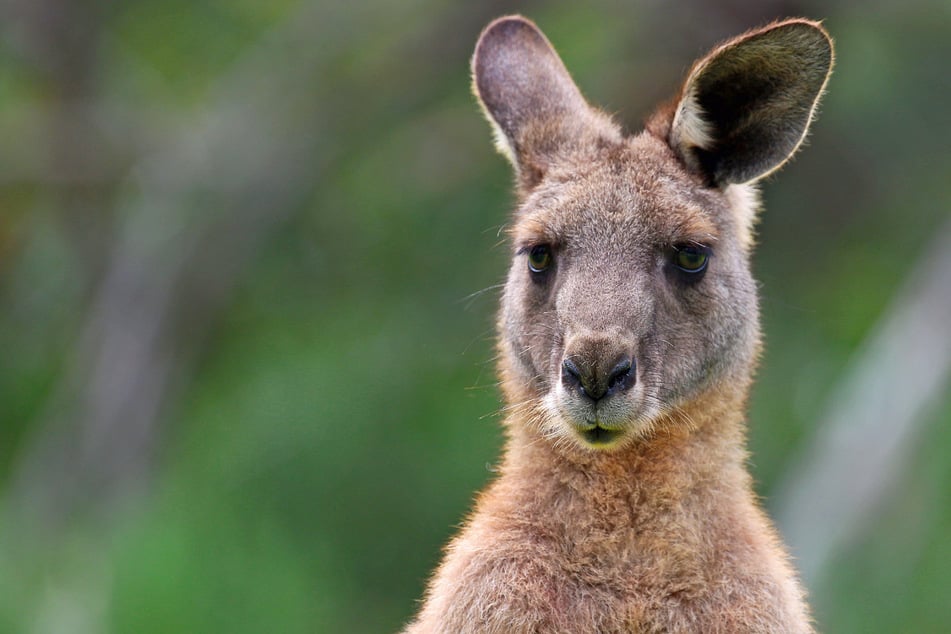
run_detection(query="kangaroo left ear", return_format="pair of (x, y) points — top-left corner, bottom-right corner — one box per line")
(665, 19), (833, 186)
(472, 15), (620, 194)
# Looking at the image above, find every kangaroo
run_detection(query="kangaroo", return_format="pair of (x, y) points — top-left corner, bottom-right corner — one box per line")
(405, 15), (833, 634)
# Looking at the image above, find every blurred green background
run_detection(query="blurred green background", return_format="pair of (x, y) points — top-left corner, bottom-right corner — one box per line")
(1, 0), (949, 632)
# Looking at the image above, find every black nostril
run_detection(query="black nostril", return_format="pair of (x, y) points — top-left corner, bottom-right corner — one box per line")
(562, 358), (582, 388)
(607, 357), (635, 394)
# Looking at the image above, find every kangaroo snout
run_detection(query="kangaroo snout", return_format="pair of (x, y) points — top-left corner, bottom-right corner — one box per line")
(561, 345), (636, 402)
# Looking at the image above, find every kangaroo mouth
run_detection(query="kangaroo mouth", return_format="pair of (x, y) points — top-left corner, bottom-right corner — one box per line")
(578, 423), (624, 447)
(550, 388), (653, 450)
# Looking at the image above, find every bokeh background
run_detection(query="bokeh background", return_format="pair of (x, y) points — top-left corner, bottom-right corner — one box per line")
(2, 0), (949, 632)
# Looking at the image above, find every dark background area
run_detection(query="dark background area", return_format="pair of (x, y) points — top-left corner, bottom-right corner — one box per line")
(1, 0), (949, 632)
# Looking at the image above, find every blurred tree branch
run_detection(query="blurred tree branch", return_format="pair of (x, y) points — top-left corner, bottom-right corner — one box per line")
(775, 216), (951, 586)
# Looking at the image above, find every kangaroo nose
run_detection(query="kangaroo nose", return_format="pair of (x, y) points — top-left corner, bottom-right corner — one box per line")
(561, 355), (636, 401)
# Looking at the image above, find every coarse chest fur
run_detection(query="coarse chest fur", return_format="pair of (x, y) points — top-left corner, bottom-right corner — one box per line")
(405, 15), (833, 634)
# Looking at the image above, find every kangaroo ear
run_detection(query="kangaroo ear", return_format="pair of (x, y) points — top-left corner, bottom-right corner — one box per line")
(472, 16), (618, 191)
(667, 19), (833, 186)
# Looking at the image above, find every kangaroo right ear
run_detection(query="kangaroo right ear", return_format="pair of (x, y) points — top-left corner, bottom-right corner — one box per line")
(472, 16), (618, 192)
(666, 19), (833, 186)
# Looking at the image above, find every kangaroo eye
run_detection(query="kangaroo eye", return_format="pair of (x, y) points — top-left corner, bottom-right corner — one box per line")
(673, 245), (709, 273)
(528, 245), (553, 273)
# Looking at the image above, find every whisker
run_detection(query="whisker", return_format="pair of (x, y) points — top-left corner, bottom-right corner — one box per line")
(458, 284), (505, 308)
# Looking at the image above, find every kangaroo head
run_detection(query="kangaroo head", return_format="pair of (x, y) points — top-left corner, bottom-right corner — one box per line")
(473, 17), (832, 450)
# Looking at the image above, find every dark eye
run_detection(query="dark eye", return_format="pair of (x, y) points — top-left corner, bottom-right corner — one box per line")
(528, 245), (553, 273)
(672, 245), (710, 274)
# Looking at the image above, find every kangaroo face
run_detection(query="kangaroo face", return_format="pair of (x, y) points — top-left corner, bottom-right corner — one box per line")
(475, 17), (832, 449)
(500, 135), (758, 447)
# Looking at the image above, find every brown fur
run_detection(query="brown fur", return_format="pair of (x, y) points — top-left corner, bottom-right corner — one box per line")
(405, 15), (832, 634)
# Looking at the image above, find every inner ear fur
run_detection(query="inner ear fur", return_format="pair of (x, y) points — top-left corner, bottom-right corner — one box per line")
(472, 15), (620, 192)
(665, 19), (834, 186)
